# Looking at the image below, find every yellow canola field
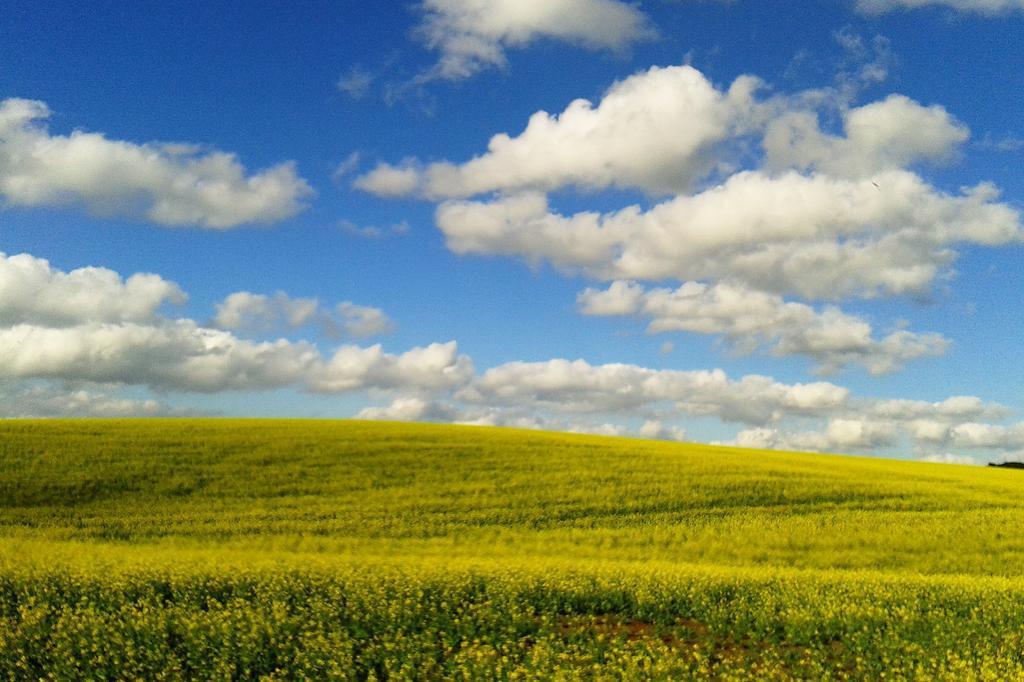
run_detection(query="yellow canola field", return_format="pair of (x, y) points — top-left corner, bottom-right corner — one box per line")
(2, 419), (1024, 679)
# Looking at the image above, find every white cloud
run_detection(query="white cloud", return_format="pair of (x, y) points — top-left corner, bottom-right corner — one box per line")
(0, 321), (320, 393)
(452, 408), (546, 430)
(0, 381), (183, 418)
(919, 452), (979, 465)
(357, 395), (688, 442)
(436, 171), (1020, 299)
(8, 251), (1024, 464)
(462, 358), (849, 426)
(338, 353), (1024, 461)
(357, 66), (762, 198)
(822, 417), (900, 448)
(334, 302), (396, 339)
(356, 66), (967, 200)
(568, 422), (628, 437)
(726, 395), (1018, 458)
(0, 98), (312, 228)
(355, 396), (459, 422)
(353, 160), (422, 197)
(948, 422), (1024, 450)
(639, 419), (688, 442)
(361, 370), (1022, 457)
(311, 341), (474, 393)
(214, 292), (395, 339)
(867, 395), (1010, 422)
(0, 251), (186, 327)
(214, 292), (319, 331)
(578, 280), (646, 316)
(0, 251), (458, 396)
(905, 419), (954, 444)
(453, 406), (629, 437)
(764, 95), (969, 177)
(416, 0), (654, 80)
(728, 418), (898, 452)
(0, 320), (469, 396)
(729, 427), (784, 450)
(856, 0), (1024, 15)
(579, 280), (947, 374)
(361, 61), (1016, 313)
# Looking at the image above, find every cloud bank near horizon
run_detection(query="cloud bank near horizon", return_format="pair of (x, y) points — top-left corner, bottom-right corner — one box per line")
(4, 249), (1022, 465)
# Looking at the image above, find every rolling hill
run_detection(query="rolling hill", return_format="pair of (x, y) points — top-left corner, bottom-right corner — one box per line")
(2, 419), (1023, 679)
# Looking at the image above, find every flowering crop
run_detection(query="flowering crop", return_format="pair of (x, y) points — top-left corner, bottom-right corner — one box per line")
(2, 419), (1024, 679)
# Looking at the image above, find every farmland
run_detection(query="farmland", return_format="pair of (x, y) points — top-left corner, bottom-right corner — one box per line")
(2, 419), (1024, 679)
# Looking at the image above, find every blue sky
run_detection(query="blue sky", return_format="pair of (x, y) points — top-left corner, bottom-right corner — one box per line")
(1, 0), (1022, 462)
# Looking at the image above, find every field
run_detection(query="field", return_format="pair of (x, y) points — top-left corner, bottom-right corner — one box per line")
(3, 419), (1024, 679)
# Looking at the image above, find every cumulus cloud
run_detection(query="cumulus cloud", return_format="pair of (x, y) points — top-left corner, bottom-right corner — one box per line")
(356, 394), (690, 442)
(416, 0), (654, 80)
(355, 396), (460, 422)
(638, 419), (688, 442)
(859, 420), (1024, 463)
(820, 418), (901, 449)
(728, 427), (783, 450)
(356, 67), (967, 200)
(0, 320), (468, 396)
(567, 422), (629, 437)
(728, 418), (899, 452)
(867, 395), (1010, 422)
(461, 358), (849, 426)
(725, 393), (1017, 459)
(856, 0), (1024, 15)
(578, 280), (948, 374)
(311, 341), (474, 393)
(214, 291), (395, 340)
(0, 98), (312, 228)
(919, 453), (979, 465)
(764, 95), (969, 177)
(353, 160), (423, 197)
(364, 352), (1013, 448)
(356, 361), (1022, 460)
(8, 251), (1024, 462)
(333, 302), (396, 338)
(0, 251), (186, 327)
(948, 422), (1024, 450)
(214, 292), (319, 331)
(360, 60), (1018, 331)
(0, 251), (460, 396)
(357, 65), (762, 198)
(0, 321), (321, 393)
(0, 381), (184, 418)
(456, 411), (623, 438)
(437, 172), (1020, 299)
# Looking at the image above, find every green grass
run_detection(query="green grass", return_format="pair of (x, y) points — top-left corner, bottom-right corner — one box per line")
(2, 419), (1024, 679)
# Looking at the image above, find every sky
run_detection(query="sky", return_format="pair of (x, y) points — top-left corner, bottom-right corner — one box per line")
(1, 0), (1022, 463)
